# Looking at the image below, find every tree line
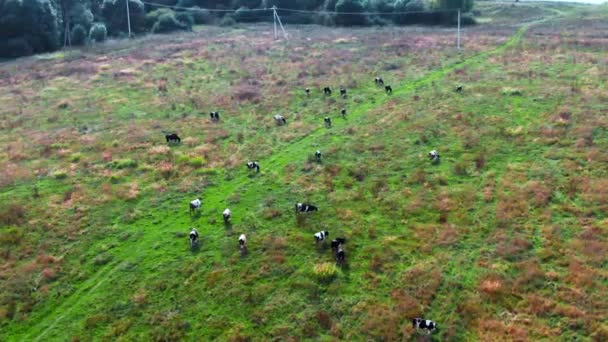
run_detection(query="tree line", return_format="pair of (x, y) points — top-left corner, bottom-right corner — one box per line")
(0, 0), (474, 58)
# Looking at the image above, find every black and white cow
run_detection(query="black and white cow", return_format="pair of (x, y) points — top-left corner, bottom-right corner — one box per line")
(341, 109), (346, 118)
(314, 230), (329, 243)
(375, 77), (384, 85)
(210, 111), (220, 121)
(323, 87), (332, 96)
(165, 133), (181, 144)
(223, 208), (231, 223)
(385, 85), (393, 94)
(340, 87), (347, 98)
(336, 244), (345, 264)
(295, 203), (318, 213)
(324, 117), (332, 128)
(412, 318), (437, 334)
(238, 234), (247, 250)
(455, 85), (463, 93)
(305, 88), (310, 96)
(189, 228), (199, 248)
(247, 161), (260, 173)
(330, 238), (346, 250)
(189, 198), (201, 216)
(315, 150), (322, 162)
(273, 115), (287, 125)
(428, 150), (440, 163)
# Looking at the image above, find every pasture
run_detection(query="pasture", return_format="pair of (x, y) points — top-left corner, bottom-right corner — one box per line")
(1, 2), (607, 340)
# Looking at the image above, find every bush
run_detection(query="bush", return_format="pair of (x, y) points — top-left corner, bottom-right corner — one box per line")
(312, 262), (338, 283)
(334, 0), (367, 26)
(0, 38), (34, 58)
(89, 23), (107, 42)
(70, 24), (87, 46)
(174, 11), (194, 28)
(233, 6), (256, 23)
(152, 12), (189, 33)
(219, 15), (237, 27)
(190, 7), (213, 24)
(102, 0), (145, 35)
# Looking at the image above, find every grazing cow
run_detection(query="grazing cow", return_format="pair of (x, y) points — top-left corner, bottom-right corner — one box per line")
(189, 198), (202, 216)
(385, 85), (393, 94)
(455, 86), (463, 93)
(428, 150), (440, 163)
(210, 111), (220, 121)
(324, 117), (332, 128)
(375, 77), (384, 85)
(238, 234), (247, 250)
(295, 203), (318, 213)
(189, 228), (199, 248)
(336, 244), (345, 264)
(323, 87), (332, 96)
(223, 208), (231, 223)
(341, 109), (346, 118)
(247, 161), (260, 173)
(165, 133), (181, 144)
(315, 150), (322, 162)
(412, 318), (437, 334)
(331, 238), (346, 250)
(305, 88), (310, 96)
(314, 230), (329, 243)
(340, 87), (347, 98)
(273, 115), (287, 125)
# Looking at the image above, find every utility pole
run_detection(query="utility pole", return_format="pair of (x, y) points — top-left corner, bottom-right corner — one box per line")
(272, 6), (288, 40)
(126, 0), (132, 38)
(457, 8), (461, 51)
(272, 6), (277, 40)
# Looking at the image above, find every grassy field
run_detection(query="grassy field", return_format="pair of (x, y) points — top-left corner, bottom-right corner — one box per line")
(1, 2), (608, 341)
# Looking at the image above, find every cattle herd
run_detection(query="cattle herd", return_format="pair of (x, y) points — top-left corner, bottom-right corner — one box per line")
(167, 76), (441, 334)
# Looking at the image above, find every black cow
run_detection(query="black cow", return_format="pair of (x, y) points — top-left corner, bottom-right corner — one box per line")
(375, 77), (384, 85)
(340, 87), (347, 98)
(295, 203), (318, 213)
(412, 318), (437, 334)
(385, 85), (393, 94)
(324, 117), (332, 128)
(305, 88), (310, 96)
(330, 238), (346, 250)
(273, 115), (287, 125)
(336, 244), (345, 264)
(247, 161), (260, 173)
(315, 150), (322, 162)
(455, 86), (463, 93)
(223, 208), (231, 223)
(341, 109), (346, 118)
(428, 150), (440, 163)
(314, 230), (329, 243)
(189, 228), (199, 248)
(323, 87), (332, 96)
(238, 234), (247, 250)
(210, 111), (220, 121)
(165, 133), (181, 144)
(189, 198), (201, 216)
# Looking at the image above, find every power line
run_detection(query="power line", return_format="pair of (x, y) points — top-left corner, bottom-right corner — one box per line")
(275, 8), (459, 15)
(140, 1), (269, 12)
(139, 2), (460, 16)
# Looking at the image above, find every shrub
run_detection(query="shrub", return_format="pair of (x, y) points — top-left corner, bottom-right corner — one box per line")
(312, 262), (338, 282)
(152, 12), (189, 33)
(70, 24), (87, 46)
(334, 0), (367, 26)
(220, 16), (237, 27)
(0, 204), (26, 226)
(89, 23), (107, 42)
(174, 11), (194, 28)
(102, 0), (145, 35)
(502, 87), (523, 96)
(190, 7), (213, 24)
(109, 159), (137, 169)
